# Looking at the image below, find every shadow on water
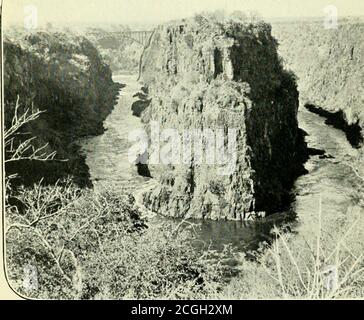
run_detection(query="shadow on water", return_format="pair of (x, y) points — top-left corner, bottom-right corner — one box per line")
(78, 74), (306, 262)
(151, 209), (298, 255)
(305, 104), (363, 148)
(195, 211), (297, 252)
(80, 75), (361, 270)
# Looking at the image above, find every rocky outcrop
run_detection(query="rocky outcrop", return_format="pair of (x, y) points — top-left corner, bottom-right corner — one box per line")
(132, 90), (151, 117)
(4, 31), (122, 187)
(139, 17), (307, 220)
(272, 20), (364, 147)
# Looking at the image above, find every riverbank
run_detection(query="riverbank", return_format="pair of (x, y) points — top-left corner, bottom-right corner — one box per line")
(79, 74), (364, 266)
(206, 109), (364, 299)
(4, 31), (122, 188)
(272, 20), (364, 146)
(78, 74), (298, 252)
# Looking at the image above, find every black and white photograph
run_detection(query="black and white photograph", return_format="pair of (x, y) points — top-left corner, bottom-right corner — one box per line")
(0, 0), (363, 302)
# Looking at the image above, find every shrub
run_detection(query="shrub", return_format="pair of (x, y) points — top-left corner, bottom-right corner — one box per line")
(209, 180), (225, 195)
(6, 180), (228, 299)
(208, 200), (364, 299)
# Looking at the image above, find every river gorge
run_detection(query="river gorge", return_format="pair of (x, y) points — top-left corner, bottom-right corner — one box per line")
(79, 74), (361, 253)
(4, 11), (364, 299)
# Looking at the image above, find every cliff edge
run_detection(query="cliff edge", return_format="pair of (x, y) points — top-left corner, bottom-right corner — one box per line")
(4, 31), (122, 186)
(272, 20), (364, 147)
(139, 16), (307, 220)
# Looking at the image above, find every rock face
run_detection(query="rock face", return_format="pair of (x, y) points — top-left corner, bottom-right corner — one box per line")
(139, 17), (307, 220)
(272, 20), (364, 146)
(4, 32), (121, 186)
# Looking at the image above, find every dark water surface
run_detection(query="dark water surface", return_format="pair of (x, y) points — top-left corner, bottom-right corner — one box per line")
(79, 74), (359, 253)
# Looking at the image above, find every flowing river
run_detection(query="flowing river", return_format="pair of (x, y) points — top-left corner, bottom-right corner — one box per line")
(79, 74), (361, 252)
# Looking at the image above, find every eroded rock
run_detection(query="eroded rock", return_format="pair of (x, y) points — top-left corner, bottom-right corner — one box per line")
(140, 16), (307, 220)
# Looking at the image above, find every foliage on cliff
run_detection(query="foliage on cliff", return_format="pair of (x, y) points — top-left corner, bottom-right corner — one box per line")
(140, 15), (307, 220)
(4, 31), (122, 186)
(272, 21), (364, 144)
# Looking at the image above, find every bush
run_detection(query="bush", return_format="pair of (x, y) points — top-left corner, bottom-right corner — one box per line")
(6, 180), (228, 299)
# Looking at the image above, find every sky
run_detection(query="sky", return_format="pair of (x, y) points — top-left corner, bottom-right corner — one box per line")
(3, 0), (364, 27)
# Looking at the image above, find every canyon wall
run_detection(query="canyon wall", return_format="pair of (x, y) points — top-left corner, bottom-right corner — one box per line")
(140, 16), (307, 220)
(272, 20), (364, 146)
(4, 32), (121, 186)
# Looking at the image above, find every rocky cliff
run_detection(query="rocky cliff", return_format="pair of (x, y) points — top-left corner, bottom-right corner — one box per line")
(4, 31), (122, 186)
(272, 20), (364, 147)
(139, 16), (307, 220)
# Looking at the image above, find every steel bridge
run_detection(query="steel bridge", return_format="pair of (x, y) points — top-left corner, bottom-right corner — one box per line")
(89, 30), (154, 47)
(88, 30), (155, 80)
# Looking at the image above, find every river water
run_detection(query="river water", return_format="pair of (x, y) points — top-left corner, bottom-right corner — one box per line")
(79, 74), (361, 252)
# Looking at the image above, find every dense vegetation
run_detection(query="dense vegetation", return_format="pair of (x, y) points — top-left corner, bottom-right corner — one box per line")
(6, 179), (231, 299)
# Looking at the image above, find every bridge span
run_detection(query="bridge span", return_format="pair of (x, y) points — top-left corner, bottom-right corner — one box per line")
(89, 30), (154, 46)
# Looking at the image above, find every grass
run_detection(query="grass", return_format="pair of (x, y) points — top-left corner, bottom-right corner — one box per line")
(206, 197), (364, 299)
(206, 149), (364, 300)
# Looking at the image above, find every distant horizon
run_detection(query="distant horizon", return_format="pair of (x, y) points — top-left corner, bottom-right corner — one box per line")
(4, 15), (364, 32)
(3, 0), (364, 29)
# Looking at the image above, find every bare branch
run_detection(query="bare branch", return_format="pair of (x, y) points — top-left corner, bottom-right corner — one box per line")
(4, 97), (67, 165)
